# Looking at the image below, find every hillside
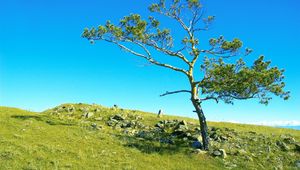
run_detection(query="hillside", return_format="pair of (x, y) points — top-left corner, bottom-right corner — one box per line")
(0, 104), (299, 170)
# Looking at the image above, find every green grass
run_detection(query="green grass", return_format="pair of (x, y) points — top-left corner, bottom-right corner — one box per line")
(0, 104), (299, 170)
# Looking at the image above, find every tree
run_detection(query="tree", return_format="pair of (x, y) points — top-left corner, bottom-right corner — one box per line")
(82, 0), (289, 150)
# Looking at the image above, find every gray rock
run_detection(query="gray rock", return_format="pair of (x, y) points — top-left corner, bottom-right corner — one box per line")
(178, 120), (188, 126)
(192, 141), (202, 149)
(83, 112), (94, 118)
(213, 150), (222, 156)
(107, 119), (119, 126)
(155, 123), (164, 129)
(112, 114), (125, 121)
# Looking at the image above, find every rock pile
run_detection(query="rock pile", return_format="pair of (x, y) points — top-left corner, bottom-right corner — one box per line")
(106, 114), (145, 131)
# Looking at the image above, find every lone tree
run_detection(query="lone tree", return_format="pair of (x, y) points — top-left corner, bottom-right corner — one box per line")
(82, 0), (289, 150)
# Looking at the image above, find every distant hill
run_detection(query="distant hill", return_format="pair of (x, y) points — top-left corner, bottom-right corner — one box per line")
(0, 104), (299, 169)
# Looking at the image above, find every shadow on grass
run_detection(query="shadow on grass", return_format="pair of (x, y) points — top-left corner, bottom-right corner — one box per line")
(116, 133), (190, 155)
(11, 115), (76, 126)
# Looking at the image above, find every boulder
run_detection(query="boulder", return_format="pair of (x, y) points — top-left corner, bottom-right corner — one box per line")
(192, 141), (202, 149)
(213, 149), (227, 158)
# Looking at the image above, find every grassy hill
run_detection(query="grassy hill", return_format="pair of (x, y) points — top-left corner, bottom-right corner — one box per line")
(0, 103), (299, 170)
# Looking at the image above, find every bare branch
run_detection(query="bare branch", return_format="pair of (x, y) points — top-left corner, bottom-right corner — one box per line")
(200, 96), (219, 103)
(99, 38), (189, 75)
(160, 90), (191, 97)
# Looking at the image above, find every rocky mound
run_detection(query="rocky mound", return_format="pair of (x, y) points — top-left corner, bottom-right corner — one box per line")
(44, 103), (300, 169)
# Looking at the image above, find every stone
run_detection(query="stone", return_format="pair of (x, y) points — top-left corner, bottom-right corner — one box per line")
(192, 141), (202, 149)
(219, 149), (227, 159)
(176, 124), (188, 131)
(107, 119), (119, 126)
(178, 120), (188, 126)
(213, 150), (222, 157)
(155, 123), (164, 129)
(220, 135), (228, 141)
(112, 114), (125, 121)
(83, 112), (94, 118)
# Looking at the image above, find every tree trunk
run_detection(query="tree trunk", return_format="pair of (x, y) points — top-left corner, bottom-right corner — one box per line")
(191, 97), (210, 150)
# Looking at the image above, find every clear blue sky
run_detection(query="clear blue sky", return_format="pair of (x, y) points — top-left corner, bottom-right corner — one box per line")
(0, 0), (299, 125)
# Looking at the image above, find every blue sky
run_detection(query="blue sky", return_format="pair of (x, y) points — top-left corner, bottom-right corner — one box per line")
(0, 0), (299, 125)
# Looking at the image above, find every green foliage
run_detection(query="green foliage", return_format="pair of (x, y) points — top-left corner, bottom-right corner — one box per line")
(200, 56), (290, 104)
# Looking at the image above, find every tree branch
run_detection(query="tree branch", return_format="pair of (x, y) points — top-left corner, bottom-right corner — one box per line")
(200, 96), (219, 103)
(160, 90), (191, 97)
(99, 38), (189, 75)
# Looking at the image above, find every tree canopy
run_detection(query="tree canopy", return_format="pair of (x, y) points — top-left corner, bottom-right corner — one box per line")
(82, 0), (290, 150)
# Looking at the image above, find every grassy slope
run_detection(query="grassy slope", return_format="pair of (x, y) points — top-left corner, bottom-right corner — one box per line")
(0, 104), (299, 170)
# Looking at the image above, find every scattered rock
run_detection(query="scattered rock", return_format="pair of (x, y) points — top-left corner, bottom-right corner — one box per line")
(112, 114), (125, 121)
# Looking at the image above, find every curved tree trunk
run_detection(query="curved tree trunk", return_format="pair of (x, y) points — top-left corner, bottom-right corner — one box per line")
(191, 96), (210, 150)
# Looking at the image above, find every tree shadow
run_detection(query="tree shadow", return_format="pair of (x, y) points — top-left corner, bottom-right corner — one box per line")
(116, 131), (191, 155)
(11, 115), (76, 126)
